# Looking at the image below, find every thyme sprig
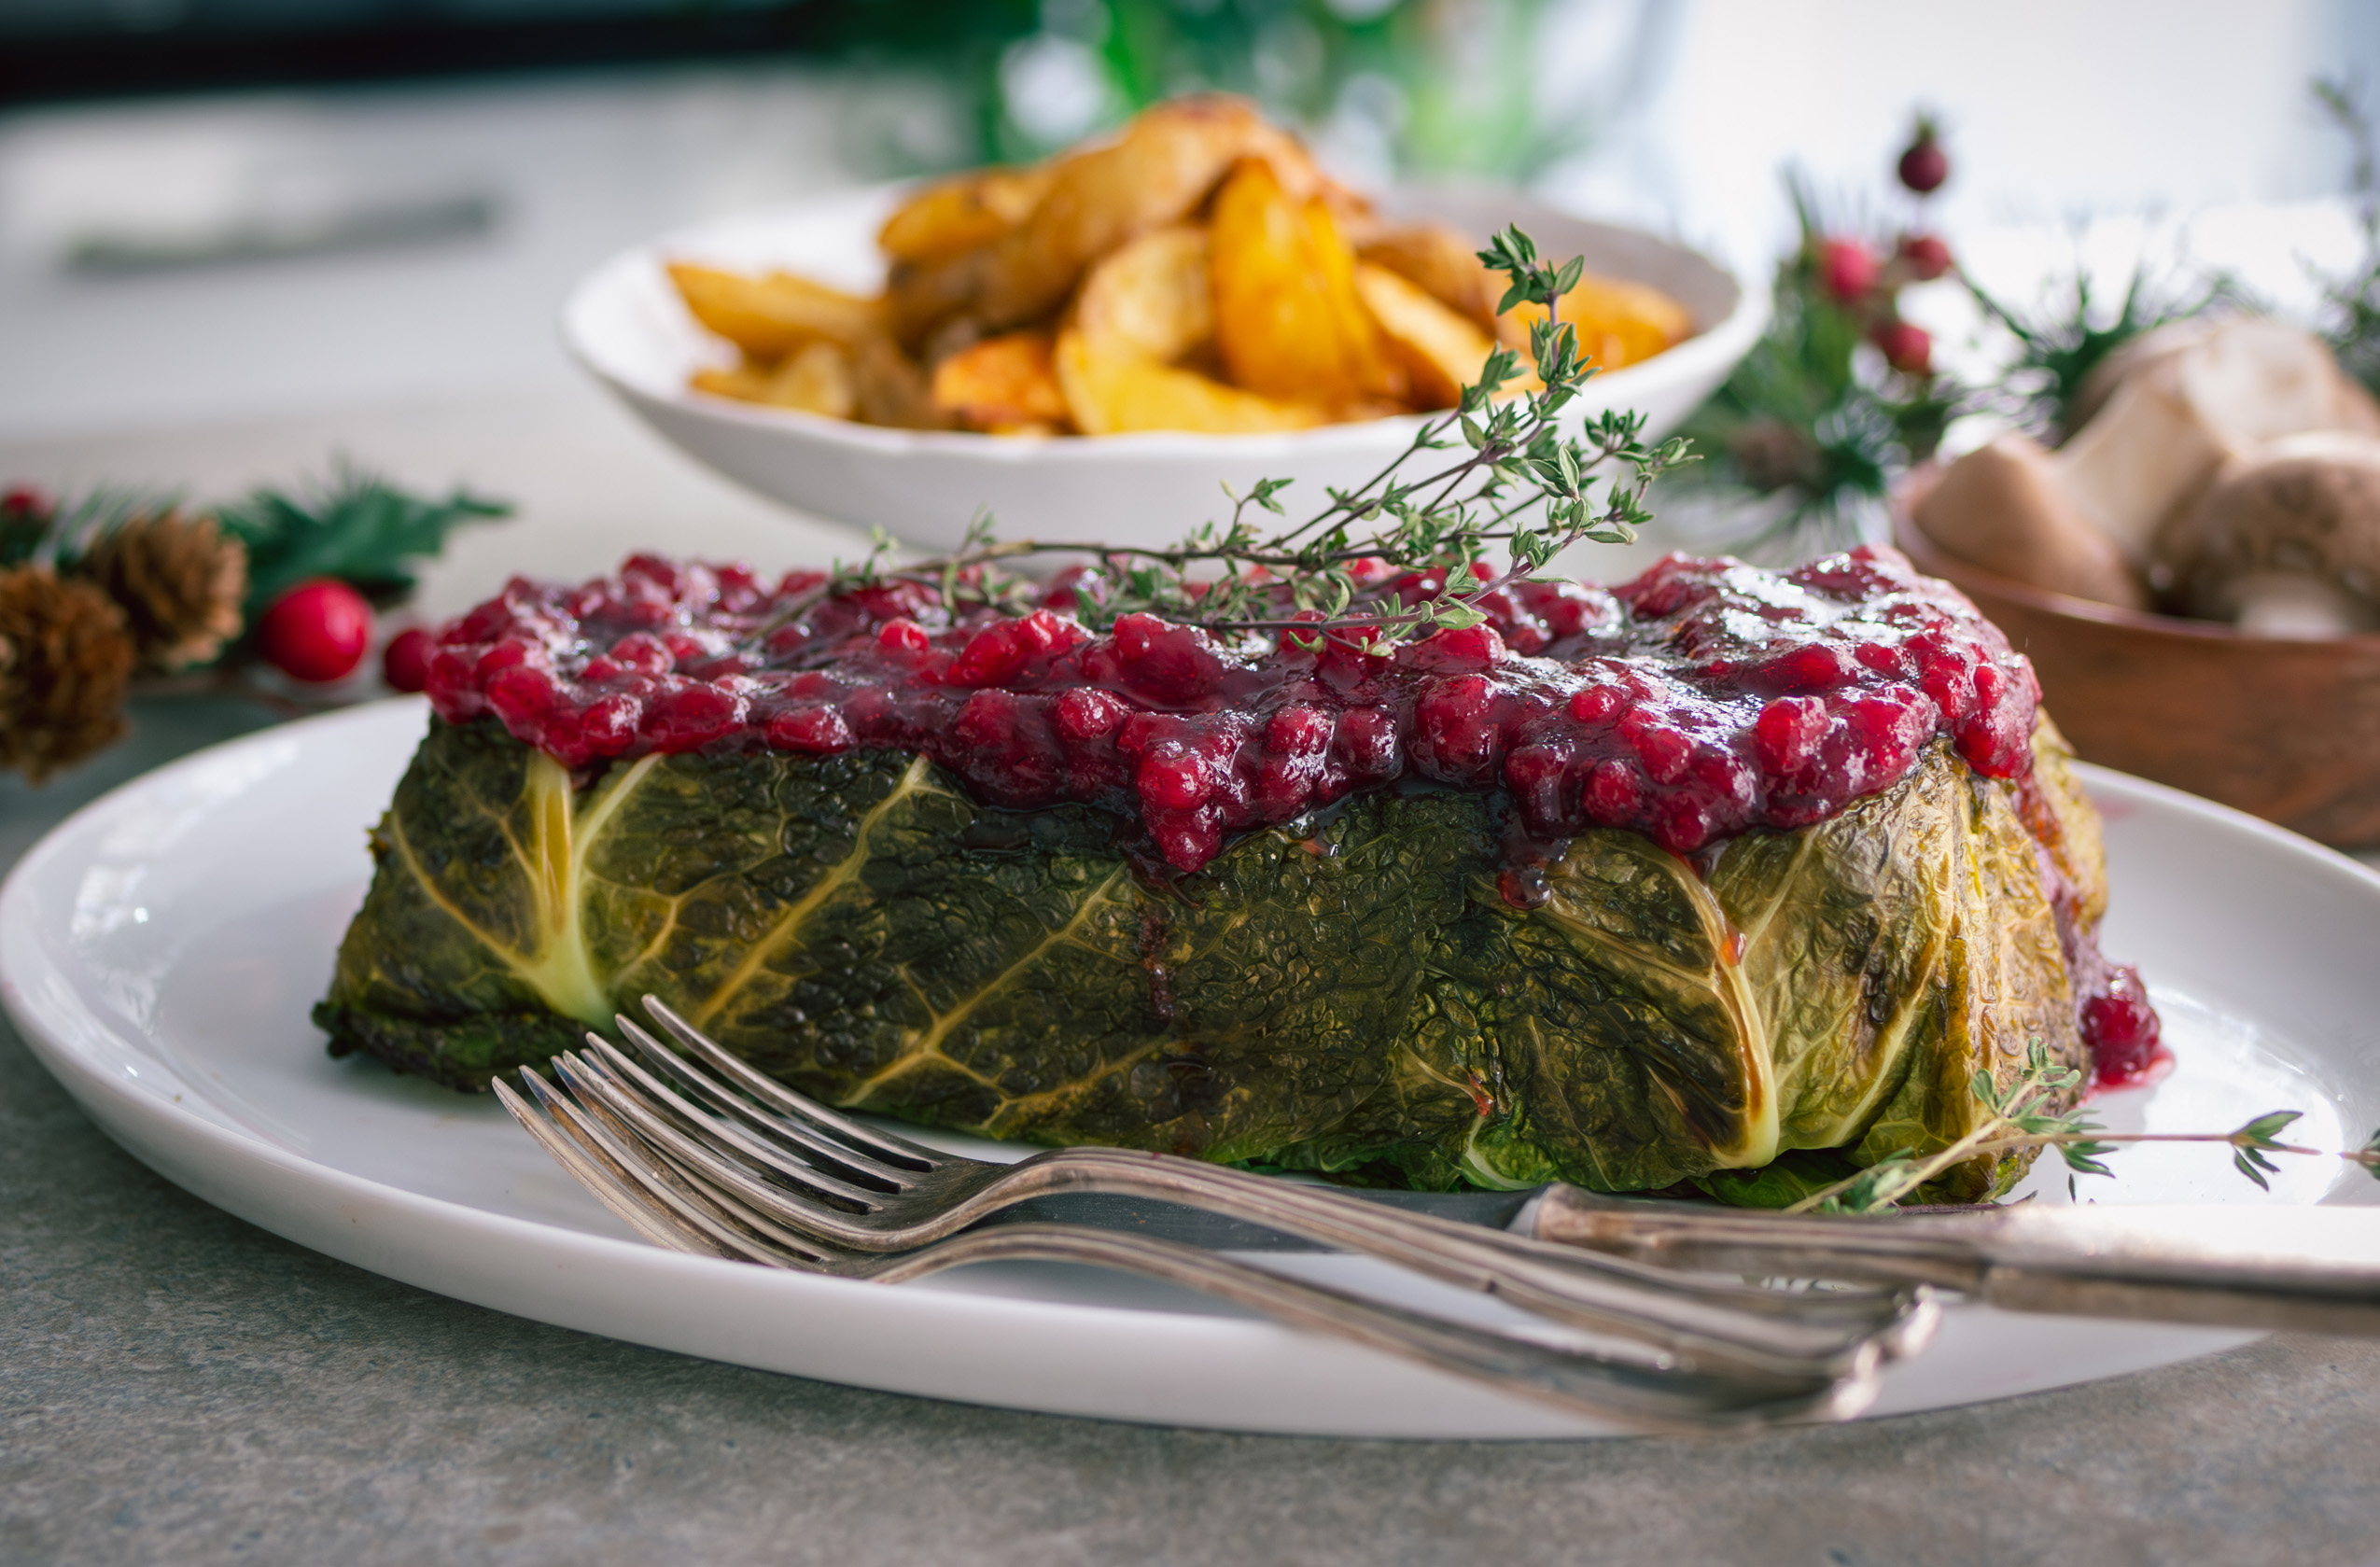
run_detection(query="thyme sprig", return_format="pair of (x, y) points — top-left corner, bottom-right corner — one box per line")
(1785, 1039), (2380, 1215)
(827, 226), (1693, 648)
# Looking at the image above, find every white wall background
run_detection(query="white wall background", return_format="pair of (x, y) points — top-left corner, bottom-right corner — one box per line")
(1546, 0), (2367, 269)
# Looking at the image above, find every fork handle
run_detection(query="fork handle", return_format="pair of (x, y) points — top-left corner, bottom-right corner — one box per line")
(867, 1222), (1871, 1434)
(1530, 1188), (2380, 1336)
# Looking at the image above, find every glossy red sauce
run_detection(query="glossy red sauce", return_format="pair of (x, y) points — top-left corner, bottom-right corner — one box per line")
(421, 542), (2152, 1077)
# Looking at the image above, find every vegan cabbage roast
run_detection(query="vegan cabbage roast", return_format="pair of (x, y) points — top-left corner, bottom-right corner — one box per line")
(316, 546), (2163, 1204)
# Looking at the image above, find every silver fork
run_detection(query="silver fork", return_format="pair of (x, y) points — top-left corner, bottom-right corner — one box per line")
(498, 1059), (1875, 1432)
(527, 995), (1937, 1384)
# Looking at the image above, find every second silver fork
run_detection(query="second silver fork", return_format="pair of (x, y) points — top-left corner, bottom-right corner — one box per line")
(547, 996), (1937, 1385)
(502, 1062), (1884, 1433)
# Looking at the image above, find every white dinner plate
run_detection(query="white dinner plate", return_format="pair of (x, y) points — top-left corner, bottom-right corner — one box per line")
(561, 183), (1765, 553)
(5, 699), (2375, 1438)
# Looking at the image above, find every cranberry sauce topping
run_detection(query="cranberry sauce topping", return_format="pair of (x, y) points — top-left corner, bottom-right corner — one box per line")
(427, 544), (2155, 1080)
(427, 545), (2043, 871)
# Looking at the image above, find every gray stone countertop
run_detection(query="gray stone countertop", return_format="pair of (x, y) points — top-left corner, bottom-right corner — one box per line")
(6, 394), (2380, 1567)
(6, 714), (2380, 1567)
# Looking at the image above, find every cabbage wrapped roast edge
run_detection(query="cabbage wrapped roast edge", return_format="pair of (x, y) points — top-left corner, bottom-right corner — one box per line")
(315, 712), (2104, 1203)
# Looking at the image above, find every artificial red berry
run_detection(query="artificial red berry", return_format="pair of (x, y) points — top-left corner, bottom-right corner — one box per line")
(1898, 232), (1953, 281)
(382, 626), (433, 693)
(1872, 320), (1933, 376)
(258, 579), (372, 683)
(1817, 239), (1880, 303)
(2, 485), (49, 522)
(1897, 125), (1949, 194)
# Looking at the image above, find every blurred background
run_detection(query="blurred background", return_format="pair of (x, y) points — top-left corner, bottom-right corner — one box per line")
(4, 0), (2374, 441)
(9, 1), (2380, 857)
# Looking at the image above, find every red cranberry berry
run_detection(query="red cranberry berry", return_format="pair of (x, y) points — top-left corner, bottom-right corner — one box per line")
(2081, 966), (2164, 1086)
(1053, 687), (1129, 743)
(1754, 696), (1829, 775)
(1582, 758), (1645, 825)
(1413, 674), (1505, 785)
(1618, 707), (1691, 784)
(1568, 682), (1625, 723)
(1108, 612), (1224, 703)
(258, 579), (373, 683)
(1503, 741), (1577, 832)
(640, 680), (746, 751)
(581, 693), (643, 756)
(1818, 238), (1880, 303)
(1332, 706), (1402, 780)
(1898, 232), (1953, 280)
(1897, 121), (1950, 194)
(382, 626), (434, 693)
(1138, 748), (1213, 811)
(1872, 320), (1933, 376)
(764, 703), (854, 754)
(877, 618), (931, 656)
(1266, 706), (1333, 755)
(1757, 642), (1856, 693)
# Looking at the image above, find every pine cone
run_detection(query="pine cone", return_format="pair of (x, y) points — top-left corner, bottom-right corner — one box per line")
(0, 565), (135, 783)
(77, 509), (247, 671)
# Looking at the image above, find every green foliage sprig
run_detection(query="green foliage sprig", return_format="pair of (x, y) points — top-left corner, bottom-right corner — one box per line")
(4, 467), (507, 621)
(2310, 75), (2380, 399)
(1785, 1039), (2380, 1216)
(214, 464), (511, 620)
(830, 226), (1691, 648)
(1964, 259), (2226, 441)
(1668, 173), (1965, 560)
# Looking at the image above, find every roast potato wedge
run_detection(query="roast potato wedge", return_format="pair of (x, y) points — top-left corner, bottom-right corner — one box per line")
(877, 165), (1057, 266)
(688, 362), (772, 403)
(931, 330), (1071, 433)
(764, 341), (858, 418)
(1352, 262), (1500, 409)
(852, 336), (951, 429)
(1055, 328), (1329, 435)
(888, 96), (1327, 348)
(1357, 221), (1501, 331)
(1209, 159), (1407, 410)
(1072, 225), (1214, 364)
(692, 343), (860, 419)
(666, 262), (882, 359)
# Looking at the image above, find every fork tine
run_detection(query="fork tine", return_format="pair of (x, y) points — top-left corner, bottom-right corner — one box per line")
(497, 1075), (725, 1258)
(511, 1069), (791, 1263)
(609, 1016), (918, 1189)
(534, 1058), (829, 1268)
(553, 1048), (891, 1219)
(640, 994), (941, 1168)
(577, 1032), (901, 1205)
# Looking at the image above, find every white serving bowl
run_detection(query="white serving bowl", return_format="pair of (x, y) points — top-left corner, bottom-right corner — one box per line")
(562, 183), (1766, 552)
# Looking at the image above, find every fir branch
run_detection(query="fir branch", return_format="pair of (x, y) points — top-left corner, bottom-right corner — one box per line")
(2311, 75), (2380, 398)
(0, 486), (180, 571)
(215, 460), (511, 617)
(1964, 256), (2226, 440)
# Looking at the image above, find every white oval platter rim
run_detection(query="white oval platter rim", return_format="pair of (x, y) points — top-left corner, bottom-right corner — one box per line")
(10, 697), (2376, 1439)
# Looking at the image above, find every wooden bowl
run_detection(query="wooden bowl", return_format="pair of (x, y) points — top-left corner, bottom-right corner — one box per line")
(1892, 509), (2380, 848)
